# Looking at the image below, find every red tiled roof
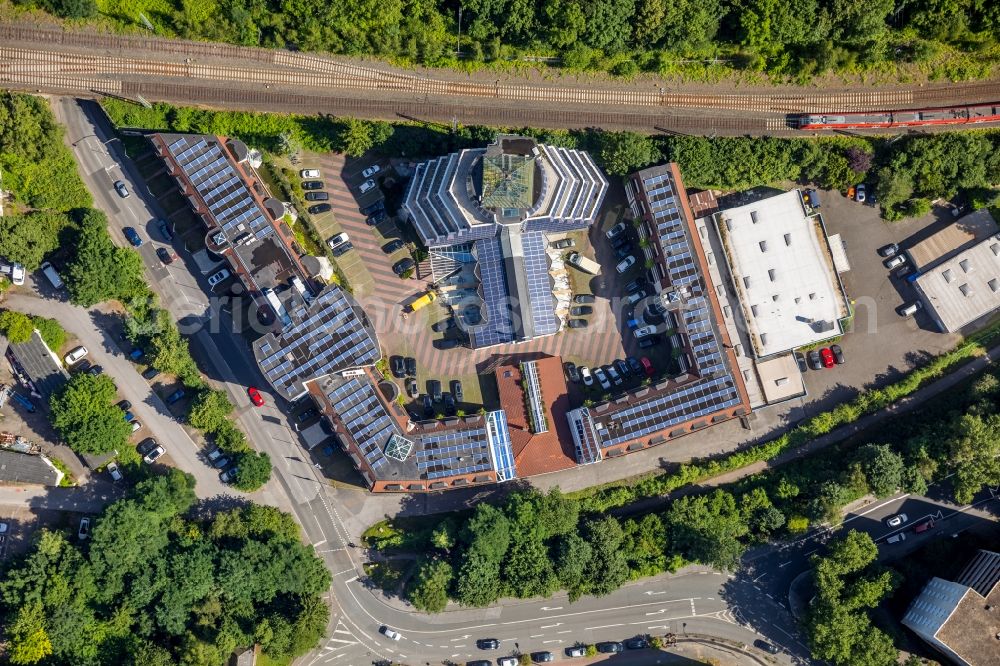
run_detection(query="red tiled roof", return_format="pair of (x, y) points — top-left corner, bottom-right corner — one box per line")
(494, 356), (577, 478)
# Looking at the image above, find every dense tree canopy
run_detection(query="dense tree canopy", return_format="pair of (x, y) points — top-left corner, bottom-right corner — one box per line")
(0, 471), (330, 665)
(64, 209), (147, 307)
(49, 373), (132, 455)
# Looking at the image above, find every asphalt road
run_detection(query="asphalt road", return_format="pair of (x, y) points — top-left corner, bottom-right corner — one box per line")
(18, 96), (801, 665)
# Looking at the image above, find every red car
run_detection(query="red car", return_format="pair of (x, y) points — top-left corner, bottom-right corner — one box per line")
(640, 357), (655, 377)
(820, 348), (835, 368)
(247, 387), (264, 406)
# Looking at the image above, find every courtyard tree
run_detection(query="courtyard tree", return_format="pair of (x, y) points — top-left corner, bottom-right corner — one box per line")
(49, 373), (132, 455)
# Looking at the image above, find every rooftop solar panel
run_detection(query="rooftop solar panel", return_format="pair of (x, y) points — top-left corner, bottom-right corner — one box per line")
(520, 232), (559, 337)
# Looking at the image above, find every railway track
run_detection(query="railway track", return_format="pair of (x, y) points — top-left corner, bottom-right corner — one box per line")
(3, 23), (1000, 116)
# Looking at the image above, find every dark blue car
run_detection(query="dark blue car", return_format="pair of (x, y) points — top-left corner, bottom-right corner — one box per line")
(123, 227), (142, 247)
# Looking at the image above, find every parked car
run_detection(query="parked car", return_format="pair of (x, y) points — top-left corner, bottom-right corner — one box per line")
(137, 438), (158, 456)
(466, 661), (491, 666)
(106, 461), (123, 481)
(898, 301), (923, 317)
(432, 318), (456, 333)
(565, 646), (587, 657)
(638, 335), (661, 349)
(755, 639), (780, 654)
(605, 364), (623, 385)
(143, 444), (165, 464)
(361, 200), (385, 216)
(611, 234), (631, 251)
(88, 364), (104, 377)
(570, 305), (592, 316)
(877, 243), (899, 257)
(451, 380), (463, 402)
(914, 519), (935, 533)
(530, 653), (554, 664)
(157, 218), (173, 240)
(795, 352), (808, 372)
(580, 366), (593, 386)
(366, 211), (387, 226)
(887, 513), (908, 527)
(359, 179), (377, 194)
(331, 241), (353, 257)
(550, 238), (575, 249)
(428, 379), (442, 402)
(573, 294), (595, 304)
(393, 258), (415, 276)
(247, 386), (264, 406)
(831, 344), (845, 364)
(304, 191), (329, 201)
(166, 388), (186, 404)
(78, 517), (90, 540)
(436, 338), (460, 350)
(593, 367), (611, 390)
(212, 455), (230, 469)
(627, 356), (642, 374)
(142, 366), (160, 380)
(624, 637), (649, 649)
(597, 641), (624, 653)
(116, 399), (132, 412)
(64, 346), (88, 366)
(130, 348), (145, 361)
(382, 239), (405, 254)
(379, 626), (401, 641)
(625, 277), (647, 293)
(606, 222), (627, 239)
(207, 448), (224, 463)
(362, 164), (381, 178)
(627, 289), (647, 305)
(302, 180), (325, 190)
(407, 378), (419, 399)
(327, 232), (350, 251)
(820, 347), (835, 368)
(220, 466), (239, 483)
(884, 255), (907, 269)
(616, 255), (636, 273)
(567, 318), (588, 328)
(640, 357), (654, 376)
(855, 183), (866, 203)
(615, 244), (634, 260)
(497, 658), (518, 666)
(300, 169), (321, 179)
(391, 356), (406, 378)
(207, 268), (231, 287)
(113, 180), (129, 198)
(443, 392), (456, 415)
(634, 325), (656, 338)
(156, 247), (175, 264)
(614, 358), (631, 377)
(807, 349), (823, 370)
(422, 394), (434, 417)
(130, 421), (142, 433)
(405, 357), (417, 376)
(308, 203), (332, 215)
(564, 362), (580, 383)
(887, 532), (907, 544)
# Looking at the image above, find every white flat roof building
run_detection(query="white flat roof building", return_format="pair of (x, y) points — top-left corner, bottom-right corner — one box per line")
(714, 190), (849, 358)
(913, 231), (1000, 332)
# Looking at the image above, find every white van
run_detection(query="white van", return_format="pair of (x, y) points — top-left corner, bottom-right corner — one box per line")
(898, 301), (922, 317)
(64, 346), (88, 366)
(39, 262), (64, 290)
(886, 532), (906, 544)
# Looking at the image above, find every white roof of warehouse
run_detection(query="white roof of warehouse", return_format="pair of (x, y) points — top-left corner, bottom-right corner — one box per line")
(715, 190), (848, 357)
(914, 234), (1000, 332)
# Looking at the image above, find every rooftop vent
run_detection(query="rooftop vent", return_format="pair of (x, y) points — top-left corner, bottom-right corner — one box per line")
(992, 243), (1000, 256)
(943, 269), (954, 283)
(784, 233), (792, 246)
(960, 259), (973, 273)
(960, 283), (972, 297)
(750, 211), (759, 224)
(768, 269), (776, 282)
(991, 278), (999, 292)
(743, 276), (752, 289)
(759, 240), (768, 252)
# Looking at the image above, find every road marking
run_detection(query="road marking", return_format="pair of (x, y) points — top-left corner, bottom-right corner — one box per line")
(778, 561), (791, 568)
(557, 630), (572, 634)
(804, 549), (817, 556)
(332, 567), (355, 576)
(543, 640), (563, 644)
(540, 623), (562, 629)
(540, 605), (564, 610)
(644, 590), (667, 595)
(586, 623), (625, 631)
(313, 539), (326, 547)
(530, 634), (544, 638)
(324, 638), (355, 645)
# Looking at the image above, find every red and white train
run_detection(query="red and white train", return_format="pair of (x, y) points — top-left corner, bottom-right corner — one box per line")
(797, 102), (1000, 130)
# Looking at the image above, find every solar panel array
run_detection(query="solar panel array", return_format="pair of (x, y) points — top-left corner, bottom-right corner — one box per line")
(596, 375), (743, 447)
(520, 232), (560, 337)
(415, 426), (493, 479)
(521, 360), (549, 434)
(486, 410), (518, 481)
(326, 377), (395, 472)
(164, 135), (272, 244)
(255, 286), (380, 399)
(567, 408), (601, 464)
(469, 237), (516, 348)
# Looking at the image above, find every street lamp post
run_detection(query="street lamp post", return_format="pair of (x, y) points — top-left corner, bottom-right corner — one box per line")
(456, 5), (462, 57)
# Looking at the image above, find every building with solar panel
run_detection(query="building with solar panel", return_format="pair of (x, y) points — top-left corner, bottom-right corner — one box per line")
(402, 135), (608, 348)
(566, 164), (751, 463)
(150, 133), (313, 297)
(305, 367), (517, 492)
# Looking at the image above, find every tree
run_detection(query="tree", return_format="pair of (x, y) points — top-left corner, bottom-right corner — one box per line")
(855, 444), (904, 497)
(845, 146), (873, 174)
(147, 310), (200, 384)
(948, 413), (1000, 503)
(187, 389), (234, 433)
(554, 532), (592, 602)
(582, 516), (629, 596)
(622, 513), (673, 578)
(593, 131), (661, 176)
(0, 309), (35, 343)
(664, 490), (749, 571)
(0, 211), (69, 269)
(42, 0), (96, 18)
(233, 451), (272, 492)
(31, 316), (65, 351)
(7, 601), (53, 665)
(64, 209), (147, 307)
(334, 118), (393, 157)
(407, 558), (453, 612)
(49, 373), (132, 455)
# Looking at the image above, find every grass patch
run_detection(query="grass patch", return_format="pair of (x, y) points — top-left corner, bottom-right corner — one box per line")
(47, 454), (75, 487)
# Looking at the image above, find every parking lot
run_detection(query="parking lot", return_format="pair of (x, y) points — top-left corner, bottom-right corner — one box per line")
(785, 189), (962, 417)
